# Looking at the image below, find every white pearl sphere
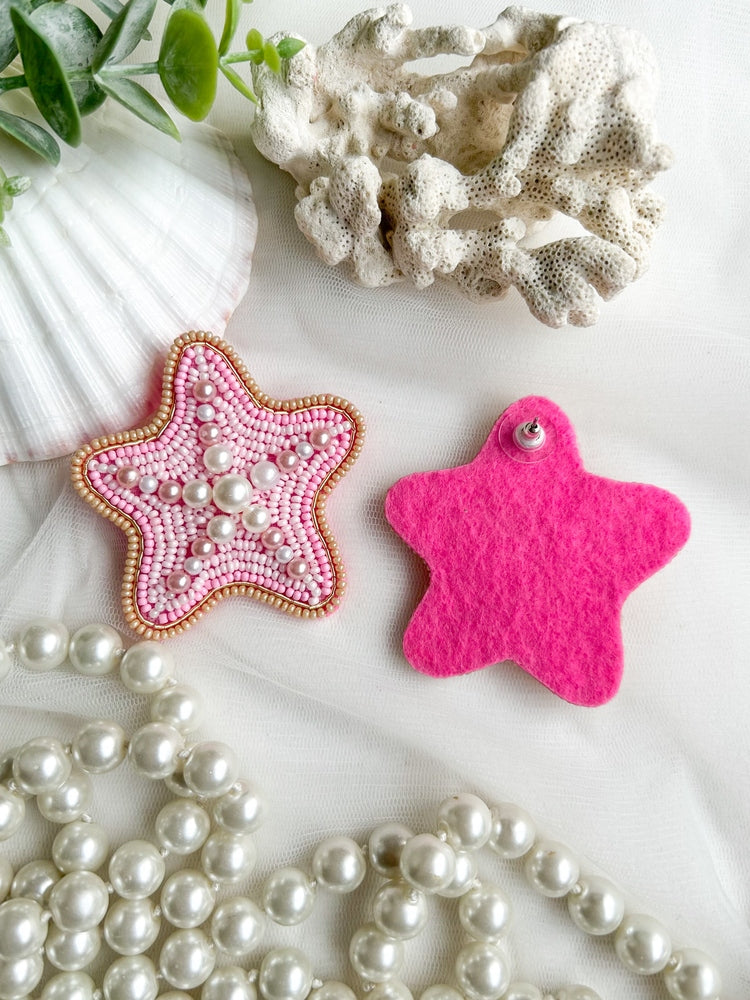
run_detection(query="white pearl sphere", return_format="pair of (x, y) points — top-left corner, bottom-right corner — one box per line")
(0, 951), (44, 999)
(420, 987), (464, 1000)
(120, 641), (175, 693)
(201, 832), (256, 884)
(567, 876), (625, 936)
(183, 480), (212, 508)
(183, 742), (239, 798)
(213, 475), (252, 514)
(295, 441), (313, 460)
(459, 884), (512, 941)
(258, 947), (313, 1000)
(524, 841), (579, 897)
(38, 768), (92, 824)
(373, 881), (428, 939)
(52, 820), (109, 873)
(368, 824), (414, 878)
(45, 926), (101, 971)
(555, 988), (602, 1000)
(207, 515), (237, 544)
(211, 896), (265, 956)
(129, 723), (184, 779)
(250, 461), (280, 491)
(10, 860), (59, 906)
(71, 720), (127, 773)
(0, 898), (47, 959)
(48, 871), (109, 931)
(488, 803), (536, 859)
(614, 913), (672, 974)
(663, 949), (722, 1000)
(242, 505), (271, 533)
(399, 834), (456, 894)
(0, 859), (10, 902)
(69, 624), (123, 675)
(312, 836), (366, 893)
(202, 966), (257, 1000)
(437, 850), (477, 898)
(139, 475), (158, 494)
(161, 870), (216, 928)
(455, 941), (510, 1000)
(497, 983), (543, 1000)
(160, 929), (216, 989)
(103, 955), (159, 1000)
(204, 444), (234, 474)
(213, 780), (265, 835)
(152, 684), (204, 734)
(104, 898), (160, 955)
(367, 982), (413, 1000)
(13, 736), (71, 795)
(263, 867), (316, 925)
(42, 971), (96, 1000)
(0, 786), (25, 841)
(349, 924), (404, 982)
(16, 619), (69, 671)
(156, 799), (211, 855)
(309, 982), (356, 1000)
(437, 793), (492, 851)
(109, 841), (165, 899)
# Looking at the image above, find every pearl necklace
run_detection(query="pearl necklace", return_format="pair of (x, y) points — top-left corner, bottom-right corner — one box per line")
(0, 619), (722, 1000)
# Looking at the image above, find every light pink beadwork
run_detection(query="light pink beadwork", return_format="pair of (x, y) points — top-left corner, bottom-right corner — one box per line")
(72, 332), (365, 637)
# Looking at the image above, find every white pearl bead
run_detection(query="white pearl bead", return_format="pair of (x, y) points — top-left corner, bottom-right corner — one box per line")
(184, 557), (204, 576)
(69, 624), (123, 675)
(104, 898), (161, 955)
(10, 860), (59, 906)
(367, 984), (413, 1000)
(455, 941), (510, 1000)
(48, 871), (109, 931)
(156, 800), (211, 855)
(157, 993), (193, 1000)
(42, 971), (96, 1000)
(213, 475), (252, 514)
(0, 858), (10, 901)
(567, 876), (625, 936)
(368, 824), (413, 878)
(0, 898), (47, 960)
(372, 881), (428, 939)
(295, 441), (313, 460)
(249, 460), (280, 491)
(258, 947), (313, 1000)
(109, 841), (165, 899)
(183, 742), (239, 798)
(663, 949), (722, 1000)
(263, 867), (316, 925)
(459, 884), (512, 941)
(120, 641), (175, 694)
(488, 803), (536, 859)
(161, 870), (216, 928)
(399, 834), (456, 894)
(103, 955), (159, 1000)
(151, 684), (204, 734)
(45, 926), (101, 971)
(437, 850), (477, 898)
(128, 723), (183, 779)
(52, 820), (109, 873)
(310, 982), (356, 1000)
(201, 832), (256, 884)
(160, 929), (216, 989)
(71, 720), (127, 773)
(16, 619), (69, 671)
(139, 476), (159, 494)
(204, 444), (234, 474)
(207, 515), (237, 544)
(202, 966), (257, 1000)
(312, 836), (366, 893)
(0, 786), (25, 841)
(13, 736), (72, 795)
(0, 951), (44, 999)
(524, 841), (579, 897)
(437, 793), (492, 851)
(213, 780), (265, 835)
(614, 913), (672, 974)
(274, 545), (294, 565)
(494, 984), (542, 1000)
(242, 505), (271, 533)
(183, 480), (212, 508)
(37, 768), (93, 824)
(211, 896), (265, 956)
(555, 988), (602, 1000)
(349, 924), (404, 982)
(419, 987), (464, 1000)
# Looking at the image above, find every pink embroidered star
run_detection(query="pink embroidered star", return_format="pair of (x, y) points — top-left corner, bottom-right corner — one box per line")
(385, 396), (690, 706)
(72, 333), (364, 637)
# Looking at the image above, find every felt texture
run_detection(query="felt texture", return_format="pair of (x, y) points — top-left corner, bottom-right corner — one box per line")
(385, 396), (691, 706)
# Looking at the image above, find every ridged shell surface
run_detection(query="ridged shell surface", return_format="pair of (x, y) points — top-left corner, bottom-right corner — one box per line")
(0, 99), (257, 465)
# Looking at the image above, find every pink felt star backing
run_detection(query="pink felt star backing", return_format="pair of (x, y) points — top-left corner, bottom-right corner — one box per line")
(385, 396), (690, 706)
(72, 333), (364, 637)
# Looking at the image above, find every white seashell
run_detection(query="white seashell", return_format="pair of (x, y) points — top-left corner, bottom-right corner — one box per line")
(0, 99), (257, 465)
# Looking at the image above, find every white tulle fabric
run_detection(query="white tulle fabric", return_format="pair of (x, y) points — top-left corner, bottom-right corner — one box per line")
(0, 1), (748, 998)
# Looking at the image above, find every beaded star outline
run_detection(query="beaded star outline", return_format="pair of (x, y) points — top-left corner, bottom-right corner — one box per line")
(71, 332), (365, 637)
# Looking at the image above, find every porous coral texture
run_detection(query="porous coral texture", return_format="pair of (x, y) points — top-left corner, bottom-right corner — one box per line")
(250, 4), (672, 326)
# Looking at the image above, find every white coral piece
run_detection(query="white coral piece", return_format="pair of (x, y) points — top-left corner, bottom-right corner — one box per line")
(250, 4), (672, 327)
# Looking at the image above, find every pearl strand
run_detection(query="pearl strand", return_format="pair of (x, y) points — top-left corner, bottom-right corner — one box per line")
(0, 619), (723, 1000)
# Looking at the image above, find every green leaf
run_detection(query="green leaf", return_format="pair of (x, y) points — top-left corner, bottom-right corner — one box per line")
(158, 8), (218, 121)
(26, 3), (106, 117)
(1, 0), (27, 72)
(0, 108), (60, 162)
(218, 0), (240, 56)
(276, 36), (304, 60)
(89, 0), (124, 19)
(94, 74), (180, 139)
(93, 0), (157, 71)
(219, 62), (257, 104)
(245, 27), (262, 50)
(262, 38), (280, 73)
(3, 174), (31, 196)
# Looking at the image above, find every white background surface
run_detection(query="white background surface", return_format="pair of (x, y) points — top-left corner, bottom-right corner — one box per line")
(1, 0), (749, 997)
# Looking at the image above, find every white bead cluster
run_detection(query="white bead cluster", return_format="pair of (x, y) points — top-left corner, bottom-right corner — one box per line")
(0, 621), (723, 1000)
